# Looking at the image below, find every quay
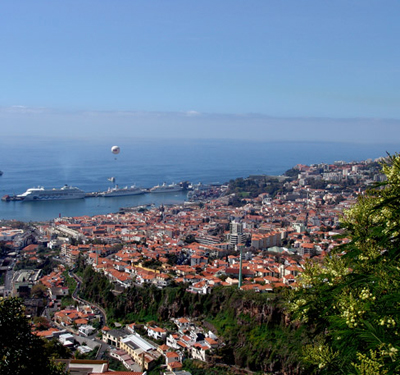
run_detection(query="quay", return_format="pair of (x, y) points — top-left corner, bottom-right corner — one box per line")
(1, 195), (24, 202)
(85, 192), (102, 198)
(1, 181), (208, 202)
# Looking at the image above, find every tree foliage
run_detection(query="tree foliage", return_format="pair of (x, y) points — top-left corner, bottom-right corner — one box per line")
(287, 154), (400, 374)
(0, 297), (68, 375)
(78, 265), (115, 310)
(227, 176), (285, 199)
(31, 282), (47, 298)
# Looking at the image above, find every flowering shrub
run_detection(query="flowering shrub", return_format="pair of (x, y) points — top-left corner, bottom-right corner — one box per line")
(286, 154), (400, 374)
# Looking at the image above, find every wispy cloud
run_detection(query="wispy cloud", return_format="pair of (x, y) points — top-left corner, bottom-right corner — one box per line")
(183, 110), (201, 117)
(1, 106), (399, 144)
(0, 105), (50, 114)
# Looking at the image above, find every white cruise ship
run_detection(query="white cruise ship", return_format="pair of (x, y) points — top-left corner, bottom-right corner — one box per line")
(149, 182), (183, 193)
(102, 185), (146, 197)
(189, 182), (211, 191)
(17, 185), (86, 201)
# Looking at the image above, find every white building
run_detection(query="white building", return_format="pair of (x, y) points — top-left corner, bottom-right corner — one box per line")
(146, 326), (167, 340)
(79, 325), (95, 337)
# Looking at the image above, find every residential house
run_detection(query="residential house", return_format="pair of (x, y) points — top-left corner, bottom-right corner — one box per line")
(146, 326), (167, 341)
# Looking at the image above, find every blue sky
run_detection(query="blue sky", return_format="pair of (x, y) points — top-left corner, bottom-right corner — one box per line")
(1, 1), (399, 142)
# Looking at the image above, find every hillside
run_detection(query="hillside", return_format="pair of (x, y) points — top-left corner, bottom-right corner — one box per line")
(77, 263), (305, 373)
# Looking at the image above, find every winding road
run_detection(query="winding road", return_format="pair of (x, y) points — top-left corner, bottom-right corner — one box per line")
(69, 271), (108, 327)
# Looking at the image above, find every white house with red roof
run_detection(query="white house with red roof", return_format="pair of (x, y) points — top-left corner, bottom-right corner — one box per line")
(174, 317), (190, 331)
(146, 325), (167, 340)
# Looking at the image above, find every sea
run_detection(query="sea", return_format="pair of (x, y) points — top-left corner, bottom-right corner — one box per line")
(1, 136), (399, 222)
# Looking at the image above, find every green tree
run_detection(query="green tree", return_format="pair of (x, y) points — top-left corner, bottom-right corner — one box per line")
(31, 282), (47, 298)
(185, 234), (197, 244)
(0, 297), (68, 375)
(287, 154), (400, 374)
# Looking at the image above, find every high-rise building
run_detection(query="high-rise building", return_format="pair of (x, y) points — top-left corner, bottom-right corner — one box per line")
(228, 220), (246, 246)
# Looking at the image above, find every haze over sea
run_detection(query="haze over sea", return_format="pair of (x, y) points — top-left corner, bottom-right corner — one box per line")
(0, 136), (399, 222)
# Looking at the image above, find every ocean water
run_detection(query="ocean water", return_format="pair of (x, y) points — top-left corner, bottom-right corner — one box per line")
(0, 136), (399, 222)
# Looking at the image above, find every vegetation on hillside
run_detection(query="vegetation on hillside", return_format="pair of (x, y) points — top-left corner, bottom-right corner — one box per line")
(77, 264), (304, 373)
(77, 262), (115, 310)
(227, 176), (288, 200)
